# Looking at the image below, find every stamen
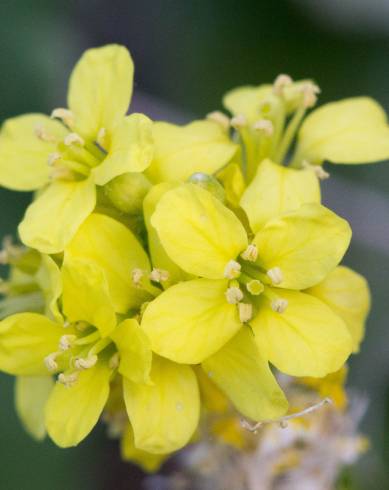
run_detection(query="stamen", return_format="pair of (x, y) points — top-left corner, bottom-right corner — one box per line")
(49, 167), (75, 181)
(109, 352), (120, 370)
(301, 82), (321, 108)
(150, 268), (169, 283)
(246, 280), (264, 296)
(74, 355), (98, 370)
(225, 286), (244, 304)
(302, 160), (329, 180)
(267, 267), (283, 285)
(97, 127), (107, 147)
(59, 334), (77, 352)
(230, 114), (247, 130)
(47, 152), (61, 166)
(224, 260), (241, 279)
(238, 302), (253, 323)
(51, 108), (75, 128)
(57, 372), (79, 387)
(206, 111), (230, 130)
(240, 244), (258, 262)
(273, 74), (293, 95)
(34, 123), (56, 142)
(64, 132), (85, 147)
(252, 119), (274, 137)
(44, 352), (59, 372)
(271, 298), (288, 313)
(131, 268), (145, 287)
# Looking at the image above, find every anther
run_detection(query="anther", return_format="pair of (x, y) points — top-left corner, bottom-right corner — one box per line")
(240, 244), (258, 262)
(225, 286), (244, 304)
(273, 74), (293, 95)
(252, 119), (274, 137)
(206, 111), (230, 131)
(302, 160), (329, 180)
(150, 268), (169, 283)
(44, 352), (59, 372)
(97, 127), (107, 147)
(238, 303), (253, 323)
(34, 124), (56, 142)
(267, 267), (283, 285)
(64, 132), (85, 147)
(74, 355), (98, 370)
(51, 108), (75, 128)
(47, 152), (61, 166)
(109, 352), (120, 370)
(271, 298), (288, 313)
(301, 82), (321, 108)
(59, 334), (77, 352)
(224, 260), (241, 279)
(230, 114), (247, 130)
(246, 280), (264, 296)
(131, 268), (144, 287)
(57, 372), (78, 387)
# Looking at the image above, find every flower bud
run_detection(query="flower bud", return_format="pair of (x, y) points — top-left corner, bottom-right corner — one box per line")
(104, 172), (152, 214)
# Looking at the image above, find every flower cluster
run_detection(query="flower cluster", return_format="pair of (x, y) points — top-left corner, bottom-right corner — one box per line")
(0, 44), (383, 471)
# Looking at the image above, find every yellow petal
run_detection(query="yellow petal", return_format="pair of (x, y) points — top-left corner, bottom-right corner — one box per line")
(251, 290), (353, 377)
(121, 425), (170, 472)
(35, 255), (63, 322)
(147, 120), (237, 183)
(0, 114), (67, 191)
(68, 44), (134, 138)
(65, 213), (151, 313)
(15, 375), (54, 440)
(93, 114), (154, 186)
(45, 362), (111, 447)
(306, 266), (370, 353)
(195, 367), (230, 414)
(254, 203), (351, 290)
(295, 97), (389, 165)
(151, 184), (248, 279)
(202, 328), (288, 421)
(141, 279), (241, 364)
(123, 356), (199, 454)
(0, 313), (64, 375)
(216, 162), (246, 208)
(18, 177), (96, 254)
(300, 366), (348, 409)
(62, 258), (117, 337)
(143, 183), (191, 287)
(111, 319), (152, 384)
(241, 159), (320, 232)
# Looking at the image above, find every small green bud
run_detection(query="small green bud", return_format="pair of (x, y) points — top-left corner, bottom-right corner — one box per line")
(187, 172), (226, 202)
(104, 173), (152, 214)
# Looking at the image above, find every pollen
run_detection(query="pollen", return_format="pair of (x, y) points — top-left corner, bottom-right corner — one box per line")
(59, 334), (77, 352)
(131, 268), (144, 287)
(230, 114), (247, 129)
(225, 286), (244, 304)
(240, 244), (258, 262)
(273, 74), (293, 95)
(224, 260), (241, 279)
(271, 298), (288, 313)
(57, 372), (79, 388)
(34, 123), (56, 142)
(253, 119), (274, 137)
(267, 267), (283, 285)
(238, 302), (253, 323)
(74, 355), (98, 370)
(51, 108), (75, 128)
(206, 111), (230, 130)
(150, 268), (170, 283)
(64, 132), (85, 147)
(301, 82), (321, 108)
(44, 352), (59, 372)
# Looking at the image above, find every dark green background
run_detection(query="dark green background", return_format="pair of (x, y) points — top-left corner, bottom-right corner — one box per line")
(1, 1), (389, 488)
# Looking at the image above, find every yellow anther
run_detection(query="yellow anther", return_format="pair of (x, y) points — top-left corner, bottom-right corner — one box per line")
(238, 302), (253, 323)
(246, 280), (264, 296)
(131, 268), (144, 287)
(225, 286), (244, 304)
(224, 260), (241, 279)
(58, 372), (79, 387)
(206, 111), (230, 130)
(252, 119), (274, 137)
(34, 123), (56, 142)
(230, 114), (247, 129)
(267, 267), (283, 285)
(59, 334), (77, 352)
(64, 132), (85, 147)
(301, 82), (321, 108)
(240, 244), (258, 262)
(273, 74), (293, 95)
(150, 268), (170, 283)
(302, 160), (329, 180)
(271, 298), (288, 313)
(51, 108), (75, 127)
(44, 352), (59, 372)
(74, 355), (98, 370)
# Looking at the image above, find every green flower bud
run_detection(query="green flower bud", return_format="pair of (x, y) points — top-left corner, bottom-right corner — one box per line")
(104, 173), (152, 214)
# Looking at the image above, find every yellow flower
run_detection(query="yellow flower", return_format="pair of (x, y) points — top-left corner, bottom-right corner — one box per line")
(0, 213), (200, 453)
(0, 45), (154, 253)
(141, 183), (353, 421)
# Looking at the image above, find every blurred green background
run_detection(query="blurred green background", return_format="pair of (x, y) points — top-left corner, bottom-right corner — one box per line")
(1, 1), (389, 488)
